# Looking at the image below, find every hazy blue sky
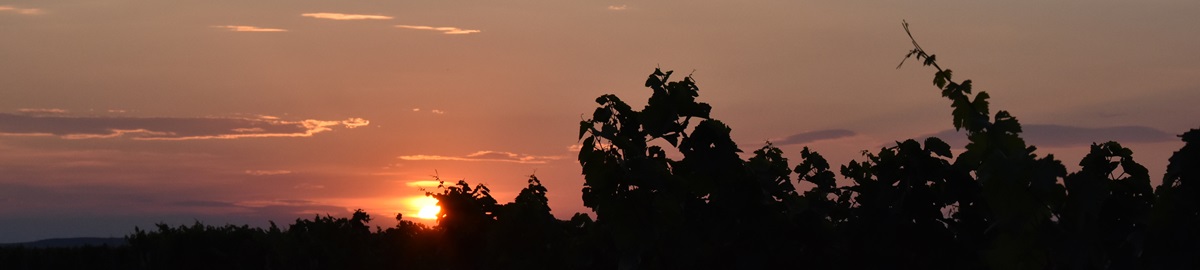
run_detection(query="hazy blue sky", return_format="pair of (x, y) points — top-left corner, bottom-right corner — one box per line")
(1, 0), (1197, 242)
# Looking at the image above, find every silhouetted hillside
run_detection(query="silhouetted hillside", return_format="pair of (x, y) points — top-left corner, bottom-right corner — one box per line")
(0, 237), (127, 249)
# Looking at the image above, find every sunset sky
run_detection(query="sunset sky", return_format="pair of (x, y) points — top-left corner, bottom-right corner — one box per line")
(2, 0), (1198, 242)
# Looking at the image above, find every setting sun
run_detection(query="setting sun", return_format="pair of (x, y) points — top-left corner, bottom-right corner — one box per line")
(417, 205), (441, 220)
(408, 196), (441, 220)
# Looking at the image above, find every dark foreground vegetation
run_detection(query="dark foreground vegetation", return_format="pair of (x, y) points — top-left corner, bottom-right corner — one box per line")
(3, 26), (1199, 270)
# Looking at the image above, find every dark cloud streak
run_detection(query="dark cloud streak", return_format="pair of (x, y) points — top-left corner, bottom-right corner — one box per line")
(0, 113), (366, 140)
(773, 129), (856, 146)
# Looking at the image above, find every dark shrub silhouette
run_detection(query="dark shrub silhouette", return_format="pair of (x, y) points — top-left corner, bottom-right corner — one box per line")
(1145, 129), (1200, 269)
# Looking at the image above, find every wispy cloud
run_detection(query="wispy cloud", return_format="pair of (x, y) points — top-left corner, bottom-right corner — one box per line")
(772, 129), (856, 146)
(244, 170), (292, 176)
(412, 108), (445, 114)
(16, 108), (68, 115)
(923, 124), (1175, 148)
(341, 118), (370, 128)
(173, 200), (238, 208)
(567, 141), (614, 152)
(0, 113), (368, 140)
(174, 199), (349, 216)
(302, 12), (393, 20)
(213, 25), (288, 32)
(395, 25), (481, 35)
(399, 151), (562, 164)
(236, 199), (348, 215)
(0, 6), (43, 15)
(293, 183), (326, 190)
(236, 199), (320, 208)
(607, 5), (629, 11)
(404, 180), (442, 188)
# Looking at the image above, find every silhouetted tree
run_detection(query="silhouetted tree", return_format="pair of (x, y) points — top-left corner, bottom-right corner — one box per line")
(488, 176), (585, 269)
(839, 138), (979, 269)
(426, 180), (500, 270)
(900, 21), (1069, 269)
(1145, 129), (1200, 269)
(1057, 142), (1153, 269)
(578, 69), (841, 269)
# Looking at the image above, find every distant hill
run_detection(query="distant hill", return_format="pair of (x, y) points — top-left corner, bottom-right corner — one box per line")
(0, 237), (127, 248)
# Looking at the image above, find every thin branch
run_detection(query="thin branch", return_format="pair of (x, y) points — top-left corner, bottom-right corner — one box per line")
(898, 20), (944, 72)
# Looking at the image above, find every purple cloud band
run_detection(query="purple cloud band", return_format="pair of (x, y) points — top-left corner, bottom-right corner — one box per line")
(924, 124), (1175, 148)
